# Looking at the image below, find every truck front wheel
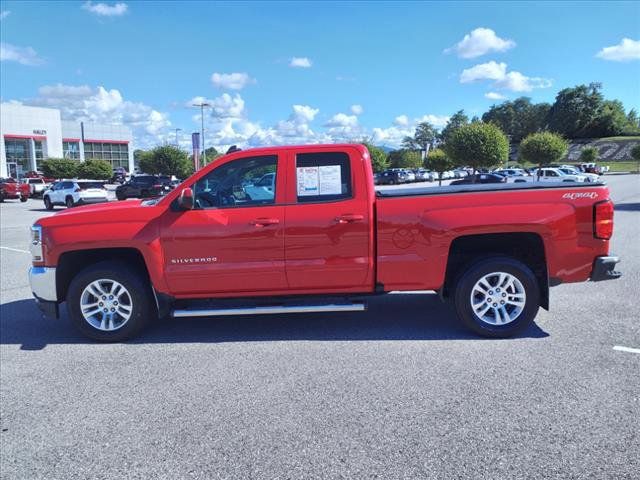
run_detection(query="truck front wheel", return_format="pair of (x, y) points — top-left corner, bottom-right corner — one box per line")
(67, 261), (155, 341)
(453, 257), (540, 338)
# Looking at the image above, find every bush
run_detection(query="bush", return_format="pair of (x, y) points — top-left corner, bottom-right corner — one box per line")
(630, 144), (640, 162)
(579, 146), (598, 164)
(76, 159), (112, 180)
(40, 158), (79, 179)
(140, 145), (193, 178)
(444, 122), (509, 172)
(388, 149), (422, 169)
(426, 149), (454, 186)
(361, 142), (389, 172)
(519, 132), (568, 168)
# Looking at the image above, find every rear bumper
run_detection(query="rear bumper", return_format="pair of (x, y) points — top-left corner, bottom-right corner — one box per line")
(77, 197), (108, 205)
(590, 255), (622, 282)
(29, 266), (59, 318)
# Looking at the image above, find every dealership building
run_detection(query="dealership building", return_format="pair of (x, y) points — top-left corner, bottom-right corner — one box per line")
(0, 103), (134, 178)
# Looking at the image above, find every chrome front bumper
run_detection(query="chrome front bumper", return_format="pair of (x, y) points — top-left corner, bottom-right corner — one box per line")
(29, 266), (57, 301)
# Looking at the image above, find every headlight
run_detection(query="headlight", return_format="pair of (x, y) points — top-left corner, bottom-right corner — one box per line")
(30, 224), (43, 263)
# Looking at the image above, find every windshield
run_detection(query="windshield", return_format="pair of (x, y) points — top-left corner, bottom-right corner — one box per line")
(78, 181), (105, 189)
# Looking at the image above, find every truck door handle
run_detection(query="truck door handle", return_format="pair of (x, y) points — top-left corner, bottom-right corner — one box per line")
(335, 214), (364, 224)
(250, 218), (280, 227)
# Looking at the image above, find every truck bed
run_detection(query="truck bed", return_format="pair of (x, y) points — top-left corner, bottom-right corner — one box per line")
(376, 181), (605, 198)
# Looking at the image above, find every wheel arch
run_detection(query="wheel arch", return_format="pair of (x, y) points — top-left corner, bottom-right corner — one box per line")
(442, 232), (549, 310)
(56, 248), (151, 302)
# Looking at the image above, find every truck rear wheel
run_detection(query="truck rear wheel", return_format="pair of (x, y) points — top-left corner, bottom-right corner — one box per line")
(453, 256), (540, 338)
(66, 261), (155, 341)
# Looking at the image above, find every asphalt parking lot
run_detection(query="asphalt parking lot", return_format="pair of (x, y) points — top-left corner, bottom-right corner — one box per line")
(1, 176), (639, 479)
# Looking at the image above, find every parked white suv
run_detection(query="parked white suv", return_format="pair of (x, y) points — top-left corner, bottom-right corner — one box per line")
(43, 179), (109, 210)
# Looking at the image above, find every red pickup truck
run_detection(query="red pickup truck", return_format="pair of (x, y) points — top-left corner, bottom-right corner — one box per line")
(0, 177), (30, 202)
(29, 144), (621, 341)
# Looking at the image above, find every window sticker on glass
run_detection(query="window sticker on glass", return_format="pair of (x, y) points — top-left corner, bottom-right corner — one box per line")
(318, 165), (342, 195)
(297, 166), (320, 196)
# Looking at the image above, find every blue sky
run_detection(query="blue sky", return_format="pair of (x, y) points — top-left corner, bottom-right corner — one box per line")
(1, 1), (639, 149)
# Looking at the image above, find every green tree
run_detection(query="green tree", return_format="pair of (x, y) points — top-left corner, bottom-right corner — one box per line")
(589, 100), (628, 137)
(76, 159), (112, 180)
(440, 110), (469, 144)
(426, 149), (454, 186)
(402, 122), (438, 152)
(142, 145), (193, 178)
(546, 83), (605, 138)
(40, 158), (79, 179)
(579, 146), (598, 164)
(361, 141), (389, 172)
(444, 122), (509, 173)
(388, 149), (423, 169)
(624, 109), (640, 135)
(519, 132), (568, 176)
(202, 146), (222, 166)
(482, 97), (550, 142)
(137, 150), (155, 174)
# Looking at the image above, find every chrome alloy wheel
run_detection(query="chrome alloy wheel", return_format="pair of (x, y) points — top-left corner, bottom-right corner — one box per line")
(80, 279), (133, 331)
(470, 272), (526, 326)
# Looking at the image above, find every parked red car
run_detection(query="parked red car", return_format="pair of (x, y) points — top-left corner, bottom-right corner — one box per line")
(0, 177), (30, 202)
(29, 144), (620, 341)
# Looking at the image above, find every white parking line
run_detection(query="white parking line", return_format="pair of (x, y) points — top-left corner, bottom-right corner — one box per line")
(613, 345), (640, 354)
(0, 246), (29, 254)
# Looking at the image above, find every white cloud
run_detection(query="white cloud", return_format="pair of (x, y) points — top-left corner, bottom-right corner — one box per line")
(485, 91), (507, 100)
(324, 113), (358, 128)
(373, 114), (449, 147)
(444, 27), (516, 59)
(350, 104), (364, 115)
(30, 84), (170, 147)
(460, 60), (551, 92)
(82, 1), (128, 16)
(415, 114), (450, 128)
(460, 61), (507, 83)
(596, 38), (640, 62)
(211, 72), (255, 90)
(494, 71), (551, 92)
(393, 115), (409, 127)
(0, 42), (44, 66)
(290, 57), (312, 68)
(291, 104), (319, 123)
(0, 10), (10, 20)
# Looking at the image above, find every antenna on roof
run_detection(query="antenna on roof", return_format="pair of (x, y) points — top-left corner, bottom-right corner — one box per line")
(226, 145), (241, 154)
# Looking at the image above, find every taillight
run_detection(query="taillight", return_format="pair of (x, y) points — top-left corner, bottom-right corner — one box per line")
(594, 200), (614, 240)
(153, 184), (162, 188)
(30, 224), (44, 264)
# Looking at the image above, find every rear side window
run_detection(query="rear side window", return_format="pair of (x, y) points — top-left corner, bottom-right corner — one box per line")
(296, 152), (352, 203)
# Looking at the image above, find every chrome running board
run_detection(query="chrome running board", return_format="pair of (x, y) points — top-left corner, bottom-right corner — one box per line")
(172, 303), (366, 318)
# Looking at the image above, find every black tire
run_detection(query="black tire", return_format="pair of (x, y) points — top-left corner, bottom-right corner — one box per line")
(66, 261), (156, 342)
(389, 179), (396, 185)
(65, 196), (74, 208)
(116, 190), (125, 201)
(20, 195), (28, 203)
(453, 256), (540, 338)
(44, 196), (53, 210)
(0, 193), (4, 203)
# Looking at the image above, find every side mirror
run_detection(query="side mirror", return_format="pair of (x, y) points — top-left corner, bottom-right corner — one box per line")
(178, 187), (194, 210)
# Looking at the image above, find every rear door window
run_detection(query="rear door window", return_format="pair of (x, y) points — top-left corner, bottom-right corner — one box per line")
(295, 152), (352, 203)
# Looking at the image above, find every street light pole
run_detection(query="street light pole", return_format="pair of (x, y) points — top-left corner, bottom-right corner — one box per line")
(174, 128), (182, 147)
(192, 102), (211, 166)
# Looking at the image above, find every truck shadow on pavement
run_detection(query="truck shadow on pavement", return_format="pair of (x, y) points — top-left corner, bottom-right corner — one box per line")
(0, 293), (548, 350)
(614, 202), (640, 212)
